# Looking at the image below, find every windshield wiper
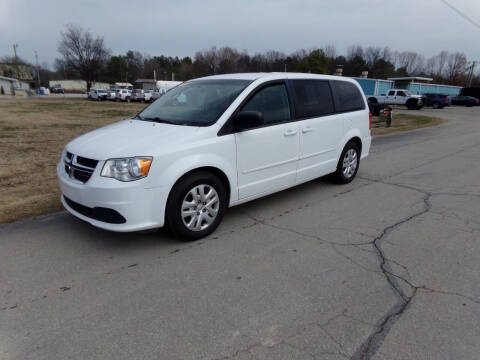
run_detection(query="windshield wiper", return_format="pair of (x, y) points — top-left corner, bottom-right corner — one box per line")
(132, 114), (143, 120)
(142, 117), (178, 125)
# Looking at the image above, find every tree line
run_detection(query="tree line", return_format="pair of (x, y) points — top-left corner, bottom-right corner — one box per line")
(3, 25), (478, 90)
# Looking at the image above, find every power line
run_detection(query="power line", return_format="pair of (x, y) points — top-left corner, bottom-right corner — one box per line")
(439, 0), (480, 30)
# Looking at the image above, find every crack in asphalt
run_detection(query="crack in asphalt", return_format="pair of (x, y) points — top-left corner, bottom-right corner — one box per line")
(242, 175), (479, 360)
(211, 310), (362, 360)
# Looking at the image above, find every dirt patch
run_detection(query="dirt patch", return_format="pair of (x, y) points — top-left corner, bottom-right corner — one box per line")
(371, 114), (443, 136)
(0, 98), (145, 223)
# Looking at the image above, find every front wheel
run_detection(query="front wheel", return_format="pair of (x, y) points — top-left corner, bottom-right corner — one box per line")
(333, 142), (360, 184)
(166, 171), (227, 240)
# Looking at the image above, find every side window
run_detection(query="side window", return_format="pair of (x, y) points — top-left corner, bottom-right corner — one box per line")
(387, 90), (395, 96)
(291, 80), (334, 118)
(397, 91), (406, 97)
(330, 80), (366, 113)
(241, 83), (291, 125)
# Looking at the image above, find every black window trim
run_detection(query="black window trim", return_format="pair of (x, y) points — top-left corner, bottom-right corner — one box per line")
(330, 80), (367, 114)
(217, 78), (367, 136)
(288, 79), (336, 121)
(218, 80), (295, 136)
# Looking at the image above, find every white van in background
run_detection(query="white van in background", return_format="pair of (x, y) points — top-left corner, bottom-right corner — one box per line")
(151, 80), (183, 101)
(58, 73), (371, 240)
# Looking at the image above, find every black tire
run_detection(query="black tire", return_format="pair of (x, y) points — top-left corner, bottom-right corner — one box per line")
(332, 141), (360, 184)
(406, 99), (417, 110)
(432, 102), (440, 109)
(165, 171), (227, 240)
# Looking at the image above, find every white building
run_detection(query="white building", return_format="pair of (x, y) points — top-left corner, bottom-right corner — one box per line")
(48, 80), (111, 93)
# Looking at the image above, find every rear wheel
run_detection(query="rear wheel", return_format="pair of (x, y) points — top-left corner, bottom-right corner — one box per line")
(166, 171), (227, 240)
(432, 102), (440, 109)
(406, 99), (417, 110)
(333, 142), (360, 184)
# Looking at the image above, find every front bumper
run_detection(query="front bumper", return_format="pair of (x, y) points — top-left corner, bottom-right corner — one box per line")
(57, 162), (167, 232)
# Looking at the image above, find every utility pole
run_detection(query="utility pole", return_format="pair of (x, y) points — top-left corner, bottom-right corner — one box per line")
(35, 51), (40, 88)
(467, 61), (477, 87)
(13, 44), (19, 62)
(284, 62), (287, 72)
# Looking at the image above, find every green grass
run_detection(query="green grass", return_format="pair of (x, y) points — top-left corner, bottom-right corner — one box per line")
(2, 126), (21, 131)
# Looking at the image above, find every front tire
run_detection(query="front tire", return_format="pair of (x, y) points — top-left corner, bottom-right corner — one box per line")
(166, 171), (227, 240)
(333, 142), (360, 184)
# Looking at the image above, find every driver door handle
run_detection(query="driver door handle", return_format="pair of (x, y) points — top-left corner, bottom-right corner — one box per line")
(284, 129), (298, 136)
(302, 126), (313, 134)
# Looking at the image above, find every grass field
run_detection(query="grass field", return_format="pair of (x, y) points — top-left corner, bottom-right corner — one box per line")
(0, 99), (145, 223)
(371, 113), (443, 135)
(0, 98), (443, 224)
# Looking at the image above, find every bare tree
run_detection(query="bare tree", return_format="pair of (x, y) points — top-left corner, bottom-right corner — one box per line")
(446, 52), (468, 84)
(346, 45), (364, 61)
(57, 24), (110, 91)
(364, 46), (382, 67)
(323, 44), (336, 59)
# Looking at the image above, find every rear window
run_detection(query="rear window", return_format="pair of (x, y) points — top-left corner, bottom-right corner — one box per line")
(330, 80), (365, 112)
(291, 80), (334, 118)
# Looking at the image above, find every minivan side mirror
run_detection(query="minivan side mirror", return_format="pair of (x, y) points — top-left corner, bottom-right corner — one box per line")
(233, 111), (264, 131)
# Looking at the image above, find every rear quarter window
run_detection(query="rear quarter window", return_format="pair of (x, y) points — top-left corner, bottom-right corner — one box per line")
(330, 80), (365, 113)
(291, 80), (334, 118)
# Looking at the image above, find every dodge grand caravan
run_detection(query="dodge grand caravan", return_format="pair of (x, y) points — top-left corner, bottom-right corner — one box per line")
(58, 73), (371, 240)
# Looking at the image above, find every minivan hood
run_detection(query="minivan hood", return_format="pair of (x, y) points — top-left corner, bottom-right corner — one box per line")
(66, 119), (201, 160)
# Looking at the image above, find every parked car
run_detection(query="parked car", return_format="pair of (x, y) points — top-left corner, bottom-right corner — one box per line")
(142, 90), (153, 102)
(50, 85), (64, 94)
(116, 89), (132, 102)
(150, 90), (162, 102)
(107, 89), (119, 101)
(451, 95), (479, 107)
(368, 89), (425, 110)
(131, 89), (144, 102)
(424, 93), (451, 109)
(58, 73), (371, 240)
(460, 87), (480, 102)
(88, 89), (108, 101)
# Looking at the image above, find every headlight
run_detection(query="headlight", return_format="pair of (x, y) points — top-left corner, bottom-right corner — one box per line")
(101, 157), (152, 182)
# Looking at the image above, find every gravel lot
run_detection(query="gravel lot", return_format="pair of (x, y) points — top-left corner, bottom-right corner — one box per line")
(1, 106), (479, 360)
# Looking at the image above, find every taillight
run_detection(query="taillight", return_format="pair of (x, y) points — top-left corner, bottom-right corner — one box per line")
(369, 112), (372, 129)
(444, 97), (448, 103)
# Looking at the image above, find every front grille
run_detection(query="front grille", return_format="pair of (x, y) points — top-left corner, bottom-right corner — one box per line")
(64, 152), (98, 183)
(64, 196), (126, 224)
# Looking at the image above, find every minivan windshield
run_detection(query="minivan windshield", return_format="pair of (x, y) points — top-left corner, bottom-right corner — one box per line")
(138, 79), (251, 126)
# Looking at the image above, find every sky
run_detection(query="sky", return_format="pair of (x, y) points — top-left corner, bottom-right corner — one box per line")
(1, 0), (480, 69)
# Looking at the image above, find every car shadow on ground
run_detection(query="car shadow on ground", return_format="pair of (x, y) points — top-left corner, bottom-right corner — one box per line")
(28, 176), (339, 254)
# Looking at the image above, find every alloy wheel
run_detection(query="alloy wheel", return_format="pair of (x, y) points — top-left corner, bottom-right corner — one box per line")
(342, 149), (358, 179)
(181, 184), (219, 231)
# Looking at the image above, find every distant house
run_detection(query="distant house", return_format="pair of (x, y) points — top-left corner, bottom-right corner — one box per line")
(0, 75), (17, 95)
(113, 82), (133, 89)
(0, 63), (34, 90)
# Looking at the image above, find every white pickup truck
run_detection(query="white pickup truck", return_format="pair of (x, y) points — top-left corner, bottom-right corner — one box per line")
(368, 89), (425, 110)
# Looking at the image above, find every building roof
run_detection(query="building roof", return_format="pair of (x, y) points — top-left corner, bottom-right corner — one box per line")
(135, 79), (156, 83)
(387, 76), (433, 82)
(0, 75), (18, 82)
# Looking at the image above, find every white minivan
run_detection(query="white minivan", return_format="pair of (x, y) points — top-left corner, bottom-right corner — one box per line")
(58, 73), (371, 239)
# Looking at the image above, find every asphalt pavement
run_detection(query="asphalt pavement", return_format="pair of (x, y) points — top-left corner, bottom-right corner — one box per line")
(1, 106), (479, 360)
